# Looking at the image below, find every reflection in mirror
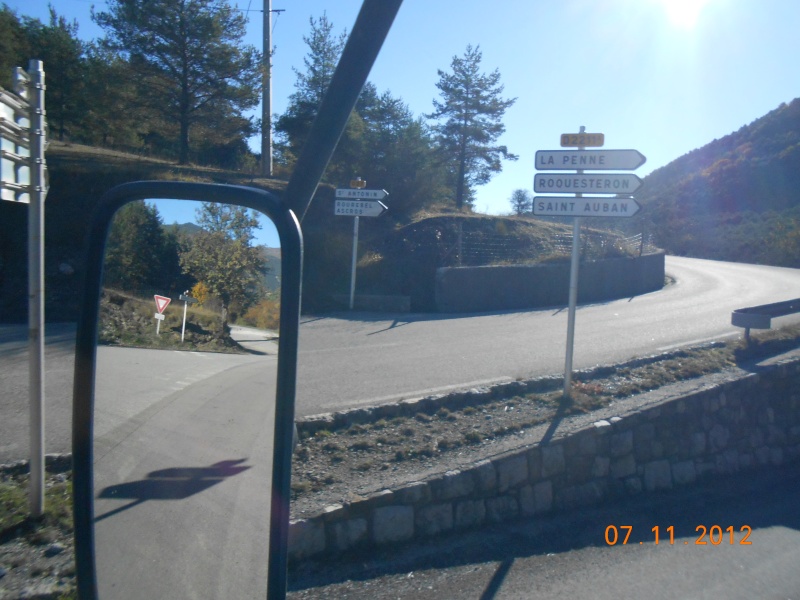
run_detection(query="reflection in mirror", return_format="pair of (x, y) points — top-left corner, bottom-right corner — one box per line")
(92, 199), (281, 598)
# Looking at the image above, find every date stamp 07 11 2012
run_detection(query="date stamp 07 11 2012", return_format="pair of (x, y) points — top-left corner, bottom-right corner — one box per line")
(605, 525), (752, 546)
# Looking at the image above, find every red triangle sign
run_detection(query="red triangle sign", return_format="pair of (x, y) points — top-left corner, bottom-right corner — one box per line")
(154, 295), (171, 314)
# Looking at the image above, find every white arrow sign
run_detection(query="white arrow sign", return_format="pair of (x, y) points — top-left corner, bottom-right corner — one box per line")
(533, 196), (641, 218)
(335, 188), (388, 200)
(534, 173), (643, 194)
(535, 149), (646, 171)
(334, 199), (387, 217)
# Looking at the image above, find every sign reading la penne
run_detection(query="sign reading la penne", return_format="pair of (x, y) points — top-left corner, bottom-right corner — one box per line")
(535, 149), (646, 171)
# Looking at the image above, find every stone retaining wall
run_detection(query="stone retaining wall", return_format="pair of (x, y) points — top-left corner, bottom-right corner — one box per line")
(288, 357), (800, 561)
(435, 252), (665, 313)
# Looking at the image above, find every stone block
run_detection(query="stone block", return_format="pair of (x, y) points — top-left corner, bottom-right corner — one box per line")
(473, 459), (497, 493)
(486, 496), (518, 523)
(416, 503), (453, 536)
(770, 448), (784, 465)
(610, 431), (633, 457)
(496, 453), (529, 492)
(527, 447), (542, 481)
(624, 477), (642, 495)
(454, 499), (486, 529)
(592, 456), (610, 478)
(395, 481), (431, 505)
(541, 444), (565, 477)
(519, 485), (535, 516)
(288, 518), (326, 560)
(691, 432), (706, 456)
(373, 505), (414, 544)
(330, 518), (368, 551)
(709, 424), (729, 451)
(578, 431), (597, 455)
(534, 480), (553, 513)
(610, 454), (636, 479)
(644, 460), (672, 491)
(671, 460), (696, 486)
(433, 469), (475, 501)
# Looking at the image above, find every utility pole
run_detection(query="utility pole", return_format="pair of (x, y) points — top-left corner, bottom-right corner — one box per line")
(261, 0), (272, 177)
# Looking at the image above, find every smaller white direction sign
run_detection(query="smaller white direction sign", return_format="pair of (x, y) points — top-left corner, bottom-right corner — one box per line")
(534, 197), (641, 218)
(335, 188), (388, 200)
(534, 173), (642, 194)
(535, 149), (646, 171)
(335, 199), (387, 217)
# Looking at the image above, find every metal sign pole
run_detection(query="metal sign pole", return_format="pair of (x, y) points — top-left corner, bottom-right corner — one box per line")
(563, 126), (585, 398)
(26, 60), (46, 517)
(349, 215), (359, 310)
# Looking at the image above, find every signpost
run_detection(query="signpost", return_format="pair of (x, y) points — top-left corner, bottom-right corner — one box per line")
(179, 291), (198, 342)
(533, 197), (641, 218)
(334, 199), (387, 217)
(534, 127), (646, 398)
(335, 188), (388, 200)
(154, 295), (171, 335)
(535, 149), (646, 171)
(1, 61), (47, 517)
(534, 173), (642, 194)
(334, 180), (388, 309)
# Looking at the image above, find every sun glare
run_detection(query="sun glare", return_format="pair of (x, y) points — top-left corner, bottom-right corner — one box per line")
(660, 0), (711, 29)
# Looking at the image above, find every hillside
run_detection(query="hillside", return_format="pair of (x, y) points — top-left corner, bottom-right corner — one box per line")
(632, 98), (800, 266)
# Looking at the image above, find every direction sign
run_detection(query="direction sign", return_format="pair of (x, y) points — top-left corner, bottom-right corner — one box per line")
(334, 199), (387, 217)
(335, 188), (388, 200)
(179, 293), (198, 304)
(560, 132), (604, 147)
(533, 196), (641, 218)
(154, 295), (171, 314)
(534, 173), (643, 194)
(535, 149), (646, 171)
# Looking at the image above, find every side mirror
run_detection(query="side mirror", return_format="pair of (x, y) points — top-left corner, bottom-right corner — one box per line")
(72, 182), (302, 599)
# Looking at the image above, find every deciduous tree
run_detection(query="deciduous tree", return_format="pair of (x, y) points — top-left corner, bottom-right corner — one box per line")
(509, 189), (532, 215)
(179, 203), (266, 329)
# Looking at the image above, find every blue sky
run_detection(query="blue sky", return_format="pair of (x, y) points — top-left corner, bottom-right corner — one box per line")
(7, 0), (800, 243)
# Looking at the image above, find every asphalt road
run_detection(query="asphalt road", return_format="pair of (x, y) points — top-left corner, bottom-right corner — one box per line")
(93, 351), (278, 599)
(292, 256), (800, 415)
(3, 256), (800, 461)
(287, 463), (800, 599)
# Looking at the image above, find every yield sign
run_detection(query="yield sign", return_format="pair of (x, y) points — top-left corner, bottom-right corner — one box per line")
(154, 295), (171, 314)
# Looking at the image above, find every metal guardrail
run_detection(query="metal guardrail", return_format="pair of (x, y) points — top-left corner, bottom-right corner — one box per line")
(731, 298), (800, 341)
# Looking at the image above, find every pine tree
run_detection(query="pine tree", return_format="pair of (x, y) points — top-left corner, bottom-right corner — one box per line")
(428, 45), (517, 210)
(93, 0), (262, 164)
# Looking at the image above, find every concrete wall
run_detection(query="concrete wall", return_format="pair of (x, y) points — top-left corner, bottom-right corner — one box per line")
(435, 253), (665, 313)
(288, 356), (800, 561)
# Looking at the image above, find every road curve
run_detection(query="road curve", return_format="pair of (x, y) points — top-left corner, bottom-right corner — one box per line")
(293, 256), (800, 416)
(3, 256), (800, 460)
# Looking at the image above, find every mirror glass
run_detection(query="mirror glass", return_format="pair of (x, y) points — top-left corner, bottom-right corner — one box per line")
(92, 199), (281, 598)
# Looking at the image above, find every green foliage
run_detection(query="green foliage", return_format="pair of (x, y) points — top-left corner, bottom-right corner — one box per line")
(93, 0), (262, 164)
(104, 201), (182, 291)
(179, 203), (267, 324)
(427, 44), (517, 210)
(0, 6), (30, 90)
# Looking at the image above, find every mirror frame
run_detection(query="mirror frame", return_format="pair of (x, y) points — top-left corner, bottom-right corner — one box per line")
(71, 181), (303, 600)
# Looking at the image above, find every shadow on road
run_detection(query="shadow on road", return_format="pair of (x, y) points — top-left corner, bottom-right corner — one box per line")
(288, 463), (800, 593)
(95, 458), (251, 522)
